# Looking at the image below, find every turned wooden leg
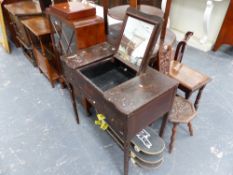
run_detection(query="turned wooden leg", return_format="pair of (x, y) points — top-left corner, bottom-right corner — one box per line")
(124, 140), (130, 175)
(169, 123), (178, 153)
(51, 80), (55, 88)
(159, 112), (169, 138)
(67, 84), (80, 124)
(185, 91), (192, 99)
(187, 122), (193, 136)
(59, 77), (66, 89)
(194, 86), (205, 110)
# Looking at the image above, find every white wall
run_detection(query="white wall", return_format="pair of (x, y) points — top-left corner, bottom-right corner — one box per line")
(169, 0), (230, 51)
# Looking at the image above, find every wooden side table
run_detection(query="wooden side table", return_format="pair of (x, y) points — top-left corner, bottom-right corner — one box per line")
(22, 16), (60, 88)
(169, 60), (211, 109)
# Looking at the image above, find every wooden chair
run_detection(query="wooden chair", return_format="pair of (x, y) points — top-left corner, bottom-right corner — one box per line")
(174, 31), (193, 62)
(168, 96), (197, 153)
(158, 32), (198, 153)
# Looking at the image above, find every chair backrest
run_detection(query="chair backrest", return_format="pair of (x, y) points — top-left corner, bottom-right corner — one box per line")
(157, 31), (193, 75)
(174, 31), (193, 62)
(158, 44), (172, 74)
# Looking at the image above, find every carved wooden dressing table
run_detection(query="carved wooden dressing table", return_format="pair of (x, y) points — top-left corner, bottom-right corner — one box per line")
(61, 8), (178, 175)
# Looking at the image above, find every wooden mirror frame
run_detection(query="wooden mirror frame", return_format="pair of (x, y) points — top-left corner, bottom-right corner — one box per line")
(114, 7), (163, 74)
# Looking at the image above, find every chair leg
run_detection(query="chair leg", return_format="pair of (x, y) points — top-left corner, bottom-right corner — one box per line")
(169, 123), (178, 153)
(187, 122), (193, 136)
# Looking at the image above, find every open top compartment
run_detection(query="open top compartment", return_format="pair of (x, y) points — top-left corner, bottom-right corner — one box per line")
(81, 58), (136, 91)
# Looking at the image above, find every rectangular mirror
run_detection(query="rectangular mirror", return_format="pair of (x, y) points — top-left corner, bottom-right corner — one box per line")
(115, 8), (163, 74)
(116, 16), (154, 67)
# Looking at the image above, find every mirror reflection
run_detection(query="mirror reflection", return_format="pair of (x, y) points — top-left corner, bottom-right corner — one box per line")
(117, 16), (154, 67)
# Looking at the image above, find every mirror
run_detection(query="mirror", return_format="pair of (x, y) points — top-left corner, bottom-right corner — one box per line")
(0, 5), (10, 53)
(116, 16), (154, 67)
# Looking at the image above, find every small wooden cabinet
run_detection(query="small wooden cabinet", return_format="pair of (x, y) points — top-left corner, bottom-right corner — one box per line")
(5, 1), (42, 65)
(0, 0), (30, 47)
(22, 16), (59, 87)
(47, 2), (106, 56)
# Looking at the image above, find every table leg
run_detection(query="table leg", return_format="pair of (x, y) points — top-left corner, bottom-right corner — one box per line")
(169, 122), (178, 153)
(82, 96), (92, 116)
(185, 91), (192, 99)
(159, 112), (169, 138)
(124, 140), (130, 175)
(194, 86), (205, 110)
(67, 83), (80, 124)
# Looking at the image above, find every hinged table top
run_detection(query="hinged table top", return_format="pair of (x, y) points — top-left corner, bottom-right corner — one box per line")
(22, 16), (51, 36)
(104, 68), (178, 115)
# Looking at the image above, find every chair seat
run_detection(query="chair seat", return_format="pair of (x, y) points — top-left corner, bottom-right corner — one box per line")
(169, 96), (197, 123)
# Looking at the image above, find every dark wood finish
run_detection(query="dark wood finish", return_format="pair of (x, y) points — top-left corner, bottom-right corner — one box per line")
(169, 60), (211, 94)
(38, 0), (52, 12)
(188, 122), (193, 136)
(61, 42), (114, 118)
(103, 0), (172, 46)
(22, 16), (51, 36)
(159, 0), (172, 43)
(70, 9), (177, 175)
(108, 5), (163, 21)
(213, 0), (233, 51)
(49, 2), (96, 20)
(158, 45), (172, 75)
(156, 31), (192, 71)
(103, 0), (176, 65)
(5, 1), (42, 65)
(22, 16), (60, 87)
(61, 8), (177, 175)
(168, 96), (197, 153)
(174, 31), (193, 62)
(139, 0), (162, 7)
(169, 123), (177, 153)
(67, 83), (80, 123)
(0, 0), (29, 47)
(47, 2), (106, 52)
(4, 1), (41, 16)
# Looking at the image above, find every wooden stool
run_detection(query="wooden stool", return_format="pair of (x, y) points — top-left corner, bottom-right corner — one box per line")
(168, 96), (197, 153)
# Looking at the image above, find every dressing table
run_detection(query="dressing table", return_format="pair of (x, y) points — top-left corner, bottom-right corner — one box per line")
(62, 8), (178, 175)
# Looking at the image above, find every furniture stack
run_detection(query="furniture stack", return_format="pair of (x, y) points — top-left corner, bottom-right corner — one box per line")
(2, 1), (213, 175)
(5, 1), (42, 65)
